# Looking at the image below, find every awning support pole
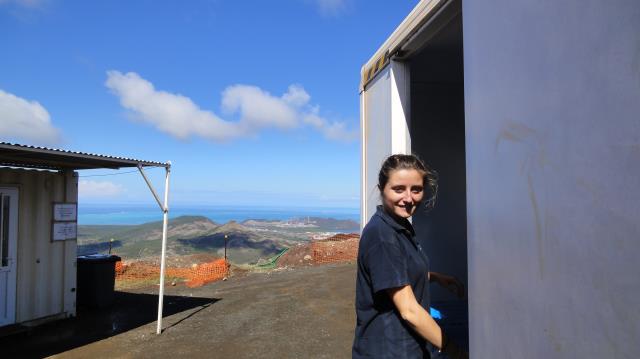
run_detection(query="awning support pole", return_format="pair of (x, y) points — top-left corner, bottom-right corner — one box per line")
(138, 165), (165, 212)
(137, 163), (171, 335)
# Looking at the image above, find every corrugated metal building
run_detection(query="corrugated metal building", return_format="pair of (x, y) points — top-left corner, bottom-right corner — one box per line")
(0, 168), (77, 325)
(0, 142), (168, 327)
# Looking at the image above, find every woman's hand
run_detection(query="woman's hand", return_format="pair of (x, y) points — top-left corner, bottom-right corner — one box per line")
(429, 272), (465, 299)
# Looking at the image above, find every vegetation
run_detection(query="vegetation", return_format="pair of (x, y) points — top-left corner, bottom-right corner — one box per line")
(78, 215), (359, 265)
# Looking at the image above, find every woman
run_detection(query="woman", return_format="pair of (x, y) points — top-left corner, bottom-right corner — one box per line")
(352, 154), (467, 359)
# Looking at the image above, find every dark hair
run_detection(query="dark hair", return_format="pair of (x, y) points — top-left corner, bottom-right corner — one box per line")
(377, 154), (438, 211)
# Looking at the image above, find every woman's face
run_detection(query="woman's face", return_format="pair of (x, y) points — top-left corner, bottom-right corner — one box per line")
(382, 168), (424, 219)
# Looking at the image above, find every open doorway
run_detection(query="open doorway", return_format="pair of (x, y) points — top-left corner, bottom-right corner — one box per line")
(408, 11), (468, 349)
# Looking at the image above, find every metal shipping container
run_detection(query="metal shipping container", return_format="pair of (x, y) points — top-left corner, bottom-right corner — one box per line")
(360, 0), (640, 356)
(0, 168), (77, 326)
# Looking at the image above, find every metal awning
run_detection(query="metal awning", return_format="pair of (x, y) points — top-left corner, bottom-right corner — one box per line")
(0, 141), (172, 334)
(0, 142), (168, 170)
(359, 0), (461, 91)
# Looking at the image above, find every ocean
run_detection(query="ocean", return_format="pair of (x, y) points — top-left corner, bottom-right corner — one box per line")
(78, 204), (360, 225)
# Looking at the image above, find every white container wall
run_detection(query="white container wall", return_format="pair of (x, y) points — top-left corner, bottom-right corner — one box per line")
(463, 0), (640, 357)
(0, 168), (77, 324)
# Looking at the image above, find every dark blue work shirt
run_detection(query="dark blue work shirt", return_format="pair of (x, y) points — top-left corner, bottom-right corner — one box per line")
(353, 206), (431, 358)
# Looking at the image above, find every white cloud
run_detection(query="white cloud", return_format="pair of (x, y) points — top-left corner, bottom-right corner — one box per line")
(0, 0), (49, 10)
(1, 0), (48, 22)
(282, 84), (311, 107)
(303, 107), (358, 142)
(105, 71), (356, 143)
(79, 180), (124, 198)
(314, 0), (349, 16)
(105, 71), (242, 141)
(0, 0), (46, 9)
(222, 85), (299, 130)
(0, 89), (61, 145)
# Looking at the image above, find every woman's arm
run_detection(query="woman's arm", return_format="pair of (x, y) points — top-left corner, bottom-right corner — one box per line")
(387, 285), (443, 349)
(429, 272), (465, 298)
(387, 285), (469, 358)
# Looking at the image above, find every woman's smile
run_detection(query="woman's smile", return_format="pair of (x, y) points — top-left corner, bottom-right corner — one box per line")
(382, 168), (424, 219)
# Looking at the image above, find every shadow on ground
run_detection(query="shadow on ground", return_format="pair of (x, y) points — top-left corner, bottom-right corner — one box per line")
(0, 291), (219, 358)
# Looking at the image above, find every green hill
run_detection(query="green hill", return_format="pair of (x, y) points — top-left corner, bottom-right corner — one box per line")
(78, 216), (289, 265)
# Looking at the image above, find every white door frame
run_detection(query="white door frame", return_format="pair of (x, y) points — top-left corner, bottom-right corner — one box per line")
(0, 187), (18, 327)
(360, 60), (411, 229)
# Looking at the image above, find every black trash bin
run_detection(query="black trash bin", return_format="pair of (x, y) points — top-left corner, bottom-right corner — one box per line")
(76, 254), (121, 308)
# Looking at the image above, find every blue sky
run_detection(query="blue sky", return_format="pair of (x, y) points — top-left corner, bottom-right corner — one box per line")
(0, 0), (417, 208)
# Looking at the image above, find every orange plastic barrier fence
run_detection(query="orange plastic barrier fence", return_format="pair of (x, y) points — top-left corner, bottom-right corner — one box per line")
(115, 258), (228, 289)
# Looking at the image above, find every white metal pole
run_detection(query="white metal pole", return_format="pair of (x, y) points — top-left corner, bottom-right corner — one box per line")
(156, 162), (171, 334)
(138, 165), (165, 212)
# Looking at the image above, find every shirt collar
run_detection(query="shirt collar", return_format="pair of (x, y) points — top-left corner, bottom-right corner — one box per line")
(374, 205), (415, 235)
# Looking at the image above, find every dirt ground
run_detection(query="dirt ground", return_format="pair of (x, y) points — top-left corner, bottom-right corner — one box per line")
(2, 263), (358, 359)
(276, 235), (359, 268)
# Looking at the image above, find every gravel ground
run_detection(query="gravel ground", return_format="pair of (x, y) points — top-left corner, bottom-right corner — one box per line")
(3, 263), (357, 359)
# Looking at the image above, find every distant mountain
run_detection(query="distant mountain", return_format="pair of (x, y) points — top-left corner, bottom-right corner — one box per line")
(175, 220), (286, 264)
(79, 216), (218, 242)
(78, 216), (294, 265)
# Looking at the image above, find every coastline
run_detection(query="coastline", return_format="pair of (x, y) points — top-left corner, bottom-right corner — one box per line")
(78, 204), (360, 226)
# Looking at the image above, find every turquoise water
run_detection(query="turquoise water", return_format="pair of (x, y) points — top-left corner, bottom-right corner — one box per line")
(78, 204), (360, 225)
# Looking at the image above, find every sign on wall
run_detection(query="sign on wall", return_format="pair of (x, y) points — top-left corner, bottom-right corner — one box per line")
(52, 222), (77, 241)
(51, 202), (77, 241)
(53, 203), (77, 221)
